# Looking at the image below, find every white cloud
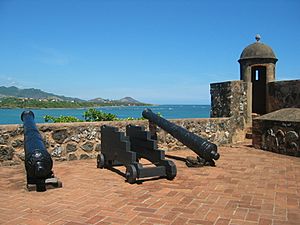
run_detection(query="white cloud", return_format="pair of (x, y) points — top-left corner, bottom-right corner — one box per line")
(0, 75), (38, 88)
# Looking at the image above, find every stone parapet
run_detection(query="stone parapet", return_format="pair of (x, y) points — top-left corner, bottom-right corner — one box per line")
(210, 80), (251, 125)
(252, 108), (300, 157)
(0, 117), (244, 166)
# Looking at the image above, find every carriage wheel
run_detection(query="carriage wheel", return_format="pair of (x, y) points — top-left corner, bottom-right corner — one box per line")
(125, 164), (137, 184)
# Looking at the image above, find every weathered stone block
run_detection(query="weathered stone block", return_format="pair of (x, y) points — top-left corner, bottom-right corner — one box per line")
(0, 145), (14, 161)
(0, 134), (10, 145)
(16, 152), (25, 161)
(52, 129), (68, 144)
(51, 146), (64, 157)
(80, 154), (90, 160)
(11, 139), (23, 148)
(81, 141), (94, 152)
(66, 143), (77, 153)
(9, 127), (23, 137)
(68, 153), (77, 161)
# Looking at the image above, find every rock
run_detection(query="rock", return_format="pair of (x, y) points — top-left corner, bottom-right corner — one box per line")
(0, 134), (9, 144)
(87, 129), (97, 140)
(11, 139), (24, 148)
(0, 145), (14, 161)
(51, 146), (64, 157)
(70, 135), (81, 143)
(66, 143), (77, 153)
(39, 126), (52, 132)
(68, 153), (77, 161)
(52, 129), (68, 144)
(17, 152), (25, 161)
(10, 127), (23, 137)
(80, 154), (90, 160)
(81, 142), (94, 152)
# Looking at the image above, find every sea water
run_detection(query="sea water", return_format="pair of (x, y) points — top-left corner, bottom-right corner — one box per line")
(0, 105), (210, 125)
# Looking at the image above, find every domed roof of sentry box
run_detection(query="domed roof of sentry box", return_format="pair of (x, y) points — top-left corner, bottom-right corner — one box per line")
(239, 35), (277, 61)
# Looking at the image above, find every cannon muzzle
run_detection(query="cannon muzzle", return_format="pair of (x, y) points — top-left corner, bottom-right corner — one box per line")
(142, 108), (220, 165)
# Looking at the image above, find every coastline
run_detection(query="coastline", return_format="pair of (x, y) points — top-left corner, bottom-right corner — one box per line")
(0, 105), (210, 125)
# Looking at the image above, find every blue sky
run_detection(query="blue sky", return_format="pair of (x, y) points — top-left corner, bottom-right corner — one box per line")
(0, 0), (299, 104)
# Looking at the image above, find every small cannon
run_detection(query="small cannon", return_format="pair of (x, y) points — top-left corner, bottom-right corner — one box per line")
(142, 108), (220, 166)
(97, 125), (176, 183)
(21, 111), (62, 192)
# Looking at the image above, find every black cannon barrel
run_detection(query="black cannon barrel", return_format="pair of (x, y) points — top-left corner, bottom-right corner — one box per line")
(21, 111), (53, 186)
(142, 108), (220, 163)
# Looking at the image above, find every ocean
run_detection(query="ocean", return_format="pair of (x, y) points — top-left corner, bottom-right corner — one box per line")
(0, 105), (210, 125)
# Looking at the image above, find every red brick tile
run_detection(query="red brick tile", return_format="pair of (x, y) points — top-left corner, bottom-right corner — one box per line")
(215, 218), (230, 225)
(188, 219), (214, 225)
(65, 222), (86, 225)
(205, 210), (219, 222)
(171, 216), (188, 225)
(133, 207), (157, 213)
(245, 212), (259, 222)
(143, 217), (170, 224)
(171, 207), (196, 214)
(287, 211), (300, 223)
(127, 215), (146, 224)
(258, 218), (272, 225)
(162, 211), (178, 220)
(232, 208), (248, 220)
(85, 215), (105, 224)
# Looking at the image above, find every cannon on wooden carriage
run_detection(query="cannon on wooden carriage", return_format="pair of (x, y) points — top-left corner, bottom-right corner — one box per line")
(142, 108), (220, 166)
(97, 125), (176, 184)
(21, 111), (62, 192)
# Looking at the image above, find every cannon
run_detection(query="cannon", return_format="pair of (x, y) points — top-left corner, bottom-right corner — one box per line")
(21, 111), (62, 192)
(142, 108), (220, 166)
(97, 125), (176, 183)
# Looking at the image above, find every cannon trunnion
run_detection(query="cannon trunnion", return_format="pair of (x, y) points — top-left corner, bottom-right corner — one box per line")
(21, 111), (62, 192)
(98, 125), (177, 183)
(142, 108), (220, 166)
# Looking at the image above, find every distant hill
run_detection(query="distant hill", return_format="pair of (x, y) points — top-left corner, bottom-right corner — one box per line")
(0, 86), (148, 106)
(89, 96), (143, 104)
(118, 97), (141, 104)
(0, 86), (83, 102)
(88, 97), (110, 103)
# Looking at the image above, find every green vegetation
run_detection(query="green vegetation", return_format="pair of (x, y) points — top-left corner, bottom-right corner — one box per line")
(44, 108), (145, 123)
(0, 97), (149, 109)
(83, 108), (118, 121)
(44, 115), (83, 123)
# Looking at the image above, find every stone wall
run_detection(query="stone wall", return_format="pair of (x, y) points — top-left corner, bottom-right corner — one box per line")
(252, 108), (300, 157)
(0, 117), (243, 166)
(268, 79), (300, 113)
(210, 80), (251, 125)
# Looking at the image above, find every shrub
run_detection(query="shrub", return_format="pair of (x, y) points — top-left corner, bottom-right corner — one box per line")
(83, 108), (118, 122)
(44, 115), (83, 123)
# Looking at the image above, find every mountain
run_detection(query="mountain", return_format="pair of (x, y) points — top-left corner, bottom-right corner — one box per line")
(0, 86), (147, 105)
(89, 96), (144, 105)
(0, 86), (84, 102)
(88, 97), (110, 103)
(118, 97), (141, 104)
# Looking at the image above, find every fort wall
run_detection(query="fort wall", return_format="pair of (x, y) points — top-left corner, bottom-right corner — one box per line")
(1, 116), (246, 166)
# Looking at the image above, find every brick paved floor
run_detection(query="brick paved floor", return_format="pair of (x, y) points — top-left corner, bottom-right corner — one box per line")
(0, 143), (299, 225)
